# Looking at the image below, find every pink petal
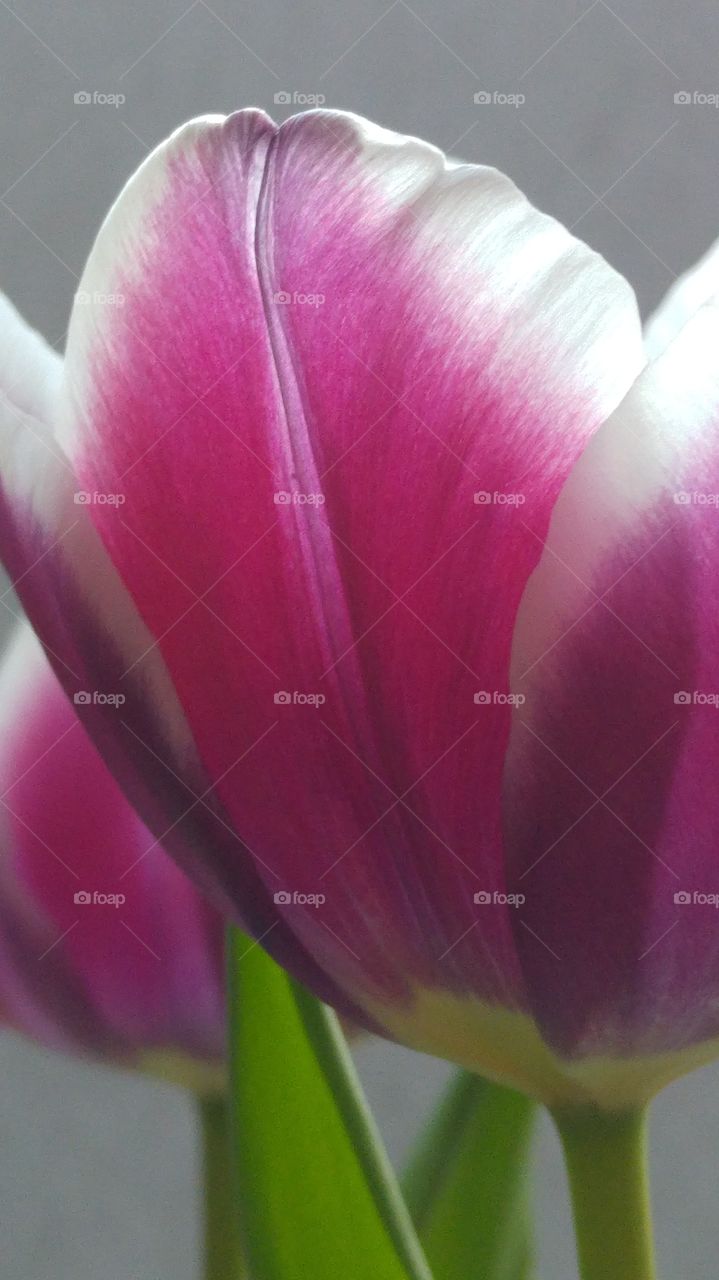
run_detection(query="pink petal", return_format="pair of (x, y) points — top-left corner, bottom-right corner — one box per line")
(0, 290), (358, 1018)
(7, 111), (643, 1027)
(506, 300), (719, 1059)
(0, 627), (224, 1066)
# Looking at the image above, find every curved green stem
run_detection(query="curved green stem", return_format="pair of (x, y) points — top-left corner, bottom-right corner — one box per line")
(287, 977), (433, 1280)
(200, 1094), (245, 1279)
(226, 926), (432, 1280)
(552, 1106), (656, 1280)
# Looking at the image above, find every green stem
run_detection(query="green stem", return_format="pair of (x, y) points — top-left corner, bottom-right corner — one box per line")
(552, 1106), (656, 1280)
(226, 925), (432, 1280)
(288, 977), (434, 1280)
(403, 1071), (536, 1280)
(200, 1094), (245, 1279)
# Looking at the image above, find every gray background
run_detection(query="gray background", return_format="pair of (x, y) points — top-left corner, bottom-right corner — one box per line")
(1, 0), (719, 1276)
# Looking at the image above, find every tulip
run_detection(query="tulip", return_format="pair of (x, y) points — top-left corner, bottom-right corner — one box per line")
(0, 625), (245, 1279)
(1, 107), (717, 1132)
(0, 625), (225, 1089)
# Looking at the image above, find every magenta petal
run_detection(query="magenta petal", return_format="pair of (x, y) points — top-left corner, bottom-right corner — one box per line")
(38, 109), (644, 1022)
(505, 302), (719, 1060)
(1, 278), (375, 1021)
(0, 628), (225, 1066)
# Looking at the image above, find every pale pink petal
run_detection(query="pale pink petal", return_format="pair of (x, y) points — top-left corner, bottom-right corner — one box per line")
(0, 292), (61, 425)
(645, 235), (719, 358)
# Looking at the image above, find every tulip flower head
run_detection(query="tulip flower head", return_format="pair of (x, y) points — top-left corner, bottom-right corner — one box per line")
(0, 627), (225, 1090)
(2, 108), (719, 1110)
